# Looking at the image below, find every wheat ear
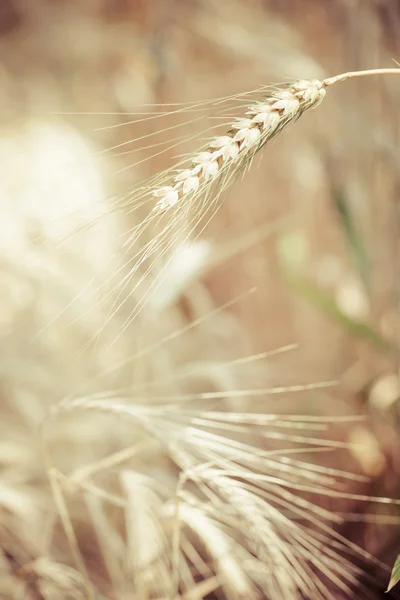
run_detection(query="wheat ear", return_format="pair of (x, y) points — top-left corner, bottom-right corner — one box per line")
(152, 68), (400, 214)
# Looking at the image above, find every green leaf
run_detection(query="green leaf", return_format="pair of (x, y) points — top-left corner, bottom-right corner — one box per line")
(333, 191), (370, 294)
(286, 274), (390, 352)
(277, 230), (391, 352)
(387, 553), (400, 592)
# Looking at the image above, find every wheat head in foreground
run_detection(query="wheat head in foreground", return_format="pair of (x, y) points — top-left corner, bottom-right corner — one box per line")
(151, 68), (400, 214)
(83, 68), (400, 343)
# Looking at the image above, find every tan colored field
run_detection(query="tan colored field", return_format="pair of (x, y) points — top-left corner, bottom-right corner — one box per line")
(0, 1), (400, 598)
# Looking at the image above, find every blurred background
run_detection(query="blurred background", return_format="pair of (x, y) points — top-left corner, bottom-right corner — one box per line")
(1, 0), (400, 598)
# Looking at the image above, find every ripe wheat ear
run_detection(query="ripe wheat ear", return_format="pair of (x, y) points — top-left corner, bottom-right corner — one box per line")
(66, 68), (400, 350)
(151, 68), (400, 214)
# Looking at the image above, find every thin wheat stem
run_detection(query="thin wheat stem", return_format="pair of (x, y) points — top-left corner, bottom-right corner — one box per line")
(322, 67), (400, 87)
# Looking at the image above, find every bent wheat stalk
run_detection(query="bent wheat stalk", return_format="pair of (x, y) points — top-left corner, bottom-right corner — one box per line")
(151, 68), (400, 214)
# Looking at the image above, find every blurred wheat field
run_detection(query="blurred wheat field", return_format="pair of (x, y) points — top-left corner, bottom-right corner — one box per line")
(1, 1), (400, 599)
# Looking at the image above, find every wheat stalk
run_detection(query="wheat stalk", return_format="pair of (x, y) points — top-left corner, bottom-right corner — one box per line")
(151, 68), (400, 214)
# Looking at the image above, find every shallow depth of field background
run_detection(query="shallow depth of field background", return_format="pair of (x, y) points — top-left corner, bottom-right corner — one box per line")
(1, 0), (400, 598)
